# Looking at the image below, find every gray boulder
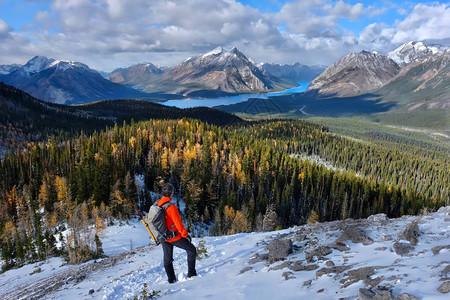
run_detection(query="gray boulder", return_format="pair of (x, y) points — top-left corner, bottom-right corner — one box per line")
(358, 286), (393, 300)
(393, 242), (414, 256)
(266, 238), (293, 264)
(399, 220), (420, 245)
(396, 293), (420, 300)
(305, 245), (332, 262)
(438, 281), (450, 294)
(337, 226), (374, 245)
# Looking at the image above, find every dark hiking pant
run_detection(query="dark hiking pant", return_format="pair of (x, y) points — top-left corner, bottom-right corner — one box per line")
(162, 238), (197, 283)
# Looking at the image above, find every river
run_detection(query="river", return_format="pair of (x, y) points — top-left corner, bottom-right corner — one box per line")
(161, 82), (309, 109)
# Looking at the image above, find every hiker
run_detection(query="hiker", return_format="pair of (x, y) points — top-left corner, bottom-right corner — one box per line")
(158, 182), (197, 283)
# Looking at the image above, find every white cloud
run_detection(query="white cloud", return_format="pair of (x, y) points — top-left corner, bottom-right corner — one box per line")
(1, 0), (449, 70)
(0, 18), (12, 39)
(392, 3), (450, 43)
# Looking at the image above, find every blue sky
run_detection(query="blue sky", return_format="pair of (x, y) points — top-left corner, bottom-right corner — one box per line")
(0, 0), (449, 70)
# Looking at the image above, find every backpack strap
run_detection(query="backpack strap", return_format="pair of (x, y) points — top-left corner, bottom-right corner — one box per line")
(160, 201), (172, 210)
(159, 201), (176, 233)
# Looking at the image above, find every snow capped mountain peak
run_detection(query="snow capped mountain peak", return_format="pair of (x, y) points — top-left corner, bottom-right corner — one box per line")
(202, 46), (225, 58)
(22, 56), (55, 75)
(47, 59), (90, 72)
(387, 41), (438, 65)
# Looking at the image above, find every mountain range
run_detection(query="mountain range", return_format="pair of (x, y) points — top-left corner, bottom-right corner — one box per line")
(0, 41), (448, 123)
(0, 47), (308, 103)
(306, 41), (449, 106)
(0, 56), (147, 105)
(108, 47), (293, 97)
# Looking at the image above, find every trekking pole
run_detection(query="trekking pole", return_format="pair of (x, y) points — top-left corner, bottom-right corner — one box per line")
(136, 210), (157, 244)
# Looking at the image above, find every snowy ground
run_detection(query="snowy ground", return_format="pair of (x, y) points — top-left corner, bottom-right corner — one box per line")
(0, 207), (449, 300)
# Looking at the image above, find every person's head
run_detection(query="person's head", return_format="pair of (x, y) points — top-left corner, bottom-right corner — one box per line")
(162, 182), (174, 197)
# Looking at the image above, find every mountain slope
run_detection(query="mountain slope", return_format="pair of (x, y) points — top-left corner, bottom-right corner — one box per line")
(144, 47), (282, 96)
(107, 62), (164, 89)
(306, 51), (401, 97)
(1, 208), (449, 299)
(0, 83), (242, 151)
(0, 56), (147, 105)
(0, 63), (22, 75)
(378, 49), (450, 108)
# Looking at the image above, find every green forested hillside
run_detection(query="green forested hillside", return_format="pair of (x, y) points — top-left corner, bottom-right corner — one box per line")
(1, 118), (446, 271)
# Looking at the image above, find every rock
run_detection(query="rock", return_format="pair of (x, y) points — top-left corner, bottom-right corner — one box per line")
(440, 264), (450, 277)
(326, 241), (350, 252)
(347, 267), (376, 281)
(89, 289), (95, 295)
(294, 233), (307, 242)
(303, 279), (312, 286)
(317, 288), (325, 293)
(375, 247), (388, 251)
(393, 242), (414, 256)
(358, 286), (394, 300)
(367, 213), (388, 222)
(399, 220), (420, 245)
(326, 260), (335, 267)
(305, 245), (332, 262)
(337, 227), (374, 245)
(432, 245), (450, 255)
(248, 253), (269, 264)
(340, 266), (380, 288)
(290, 261), (319, 272)
(365, 276), (383, 288)
(316, 266), (350, 278)
(396, 293), (420, 300)
(269, 261), (291, 271)
(282, 271), (296, 281)
(239, 266), (253, 274)
(437, 281), (450, 293)
(266, 239), (293, 264)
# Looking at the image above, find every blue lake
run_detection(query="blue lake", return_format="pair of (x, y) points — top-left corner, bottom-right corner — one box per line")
(162, 82), (309, 109)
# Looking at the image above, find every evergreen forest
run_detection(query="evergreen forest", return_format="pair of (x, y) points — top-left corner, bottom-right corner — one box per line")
(0, 117), (448, 271)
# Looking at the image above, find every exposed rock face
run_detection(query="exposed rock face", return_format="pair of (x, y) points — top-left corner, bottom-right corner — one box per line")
(306, 51), (401, 97)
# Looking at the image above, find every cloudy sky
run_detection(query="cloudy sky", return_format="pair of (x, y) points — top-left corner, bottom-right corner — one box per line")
(0, 0), (449, 71)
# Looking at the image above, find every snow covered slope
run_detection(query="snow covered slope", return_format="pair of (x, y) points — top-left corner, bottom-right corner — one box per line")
(1, 207), (449, 300)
